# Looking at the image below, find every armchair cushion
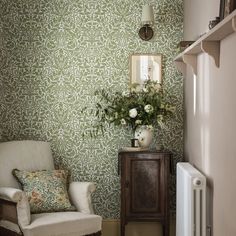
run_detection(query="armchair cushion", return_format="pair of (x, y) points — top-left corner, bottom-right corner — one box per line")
(69, 182), (95, 214)
(12, 169), (75, 214)
(22, 212), (102, 236)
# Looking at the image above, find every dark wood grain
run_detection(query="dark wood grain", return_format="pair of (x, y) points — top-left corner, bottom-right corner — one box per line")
(119, 150), (171, 236)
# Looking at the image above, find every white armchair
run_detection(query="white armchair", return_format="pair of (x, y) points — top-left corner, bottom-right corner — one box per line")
(0, 141), (102, 236)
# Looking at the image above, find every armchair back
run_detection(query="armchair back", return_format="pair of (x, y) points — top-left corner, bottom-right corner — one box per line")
(0, 140), (54, 188)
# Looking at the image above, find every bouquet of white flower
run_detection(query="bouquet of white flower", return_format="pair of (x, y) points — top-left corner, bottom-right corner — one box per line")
(83, 80), (175, 137)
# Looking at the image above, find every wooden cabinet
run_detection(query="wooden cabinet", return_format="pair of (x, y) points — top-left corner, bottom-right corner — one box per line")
(118, 150), (171, 236)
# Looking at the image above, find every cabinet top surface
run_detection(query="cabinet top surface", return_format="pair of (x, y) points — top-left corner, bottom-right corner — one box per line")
(118, 149), (171, 155)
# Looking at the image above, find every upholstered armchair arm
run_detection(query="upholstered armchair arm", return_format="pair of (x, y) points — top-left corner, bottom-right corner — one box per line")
(68, 182), (96, 214)
(0, 187), (31, 229)
(0, 187), (23, 202)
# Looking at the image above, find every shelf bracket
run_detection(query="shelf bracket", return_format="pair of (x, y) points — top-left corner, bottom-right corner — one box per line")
(174, 12), (236, 75)
(182, 55), (197, 75)
(201, 41), (220, 67)
(174, 61), (186, 77)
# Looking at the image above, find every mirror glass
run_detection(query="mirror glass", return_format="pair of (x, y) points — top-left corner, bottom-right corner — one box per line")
(130, 54), (162, 86)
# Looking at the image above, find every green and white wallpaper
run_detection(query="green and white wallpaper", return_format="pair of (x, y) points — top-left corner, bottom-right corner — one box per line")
(0, 0), (183, 218)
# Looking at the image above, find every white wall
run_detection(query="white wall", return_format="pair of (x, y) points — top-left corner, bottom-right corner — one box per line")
(184, 0), (220, 40)
(183, 1), (236, 235)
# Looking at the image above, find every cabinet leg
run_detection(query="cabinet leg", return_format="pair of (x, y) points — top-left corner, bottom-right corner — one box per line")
(120, 221), (125, 236)
(163, 221), (170, 236)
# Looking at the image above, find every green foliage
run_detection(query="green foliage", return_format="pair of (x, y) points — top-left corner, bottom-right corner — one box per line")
(82, 81), (175, 137)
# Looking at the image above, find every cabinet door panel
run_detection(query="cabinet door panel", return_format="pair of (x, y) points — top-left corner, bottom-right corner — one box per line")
(131, 159), (160, 212)
(125, 155), (165, 217)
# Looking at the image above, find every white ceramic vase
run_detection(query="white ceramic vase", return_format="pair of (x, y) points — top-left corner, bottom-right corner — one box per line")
(135, 125), (153, 148)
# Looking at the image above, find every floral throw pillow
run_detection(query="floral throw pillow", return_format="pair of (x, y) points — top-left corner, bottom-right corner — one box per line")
(12, 169), (75, 214)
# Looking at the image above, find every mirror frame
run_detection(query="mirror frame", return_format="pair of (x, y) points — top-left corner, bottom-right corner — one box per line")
(130, 53), (162, 87)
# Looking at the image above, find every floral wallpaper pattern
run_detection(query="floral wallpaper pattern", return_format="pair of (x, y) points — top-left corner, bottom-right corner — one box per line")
(0, 0), (183, 218)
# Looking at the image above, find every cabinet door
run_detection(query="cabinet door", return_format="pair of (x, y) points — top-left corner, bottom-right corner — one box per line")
(124, 154), (167, 218)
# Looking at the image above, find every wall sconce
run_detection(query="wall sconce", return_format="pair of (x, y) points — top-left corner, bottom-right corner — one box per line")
(138, 4), (154, 41)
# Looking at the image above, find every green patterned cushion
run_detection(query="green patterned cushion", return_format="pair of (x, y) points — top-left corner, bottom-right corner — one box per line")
(12, 169), (75, 213)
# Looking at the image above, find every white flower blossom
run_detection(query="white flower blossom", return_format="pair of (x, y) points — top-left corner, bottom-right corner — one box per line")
(135, 119), (142, 125)
(134, 85), (142, 92)
(130, 87), (136, 93)
(122, 91), (129, 96)
(142, 87), (148, 93)
(144, 104), (154, 113)
(129, 108), (138, 118)
(146, 125), (153, 130)
(154, 83), (162, 92)
(120, 118), (126, 125)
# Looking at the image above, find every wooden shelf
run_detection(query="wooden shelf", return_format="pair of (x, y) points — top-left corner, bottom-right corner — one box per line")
(174, 10), (236, 75)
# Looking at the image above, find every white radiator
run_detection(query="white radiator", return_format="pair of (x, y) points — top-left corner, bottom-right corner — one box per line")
(176, 162), (206, 236)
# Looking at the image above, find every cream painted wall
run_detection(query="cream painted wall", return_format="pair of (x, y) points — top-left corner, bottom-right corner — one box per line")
(184, 0), (220, 40)
(183, 1), (236, 235)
